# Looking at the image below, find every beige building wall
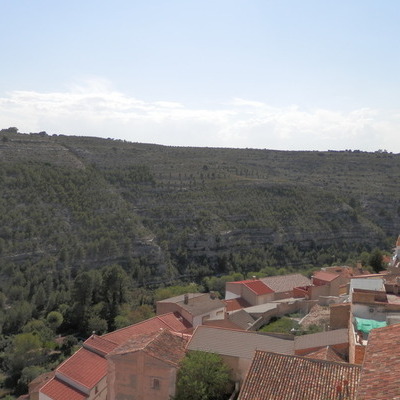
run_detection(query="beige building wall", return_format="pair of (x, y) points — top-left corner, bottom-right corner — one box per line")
(330, 303), (350, 330)
(89, 376), (107, 400)
(225, 283), (242, 300)
(218, 354), (251, 383)
(156, 302), (181, 317)
(107, 351), (178, 400)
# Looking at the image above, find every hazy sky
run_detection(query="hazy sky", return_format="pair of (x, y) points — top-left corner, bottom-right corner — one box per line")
(1, 0), (400, 152)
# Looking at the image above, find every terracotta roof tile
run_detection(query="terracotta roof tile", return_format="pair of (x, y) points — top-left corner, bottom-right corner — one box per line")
(103, 312), (191, 344)
(313, 270), (340, 283)
(238, 350), (361, 400)
(108, 329), (188, 366)
(243, 280), (274, 295)
(304, 346), (346, 363)
(158, 293), (225, 316)
(41, 377), (87, 400)
(202, 318), (243, 330)
(229, 280), (274, 295)
(356, 323), (400, 400)
(228, 309), (256, 330)
(260, 274), (311, 293)
(223, 297), (251, 311)
(57, 347), (107, 389)
(83, 334), (119, 355)
(160, 311), (192, 331)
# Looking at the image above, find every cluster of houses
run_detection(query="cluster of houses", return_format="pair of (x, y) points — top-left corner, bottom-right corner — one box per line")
(21, 236), (400, 400)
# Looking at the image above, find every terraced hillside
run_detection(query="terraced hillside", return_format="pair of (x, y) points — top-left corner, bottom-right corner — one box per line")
(0, 128), (399, 285)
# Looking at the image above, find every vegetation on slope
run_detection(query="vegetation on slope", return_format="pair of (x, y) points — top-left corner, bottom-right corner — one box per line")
(0, 127), (399, 395)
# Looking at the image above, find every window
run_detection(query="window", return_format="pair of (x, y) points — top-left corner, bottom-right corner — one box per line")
(151, 377), (160, 390)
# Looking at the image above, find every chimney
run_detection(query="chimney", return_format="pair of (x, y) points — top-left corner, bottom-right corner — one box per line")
(184, 294), (189, 304)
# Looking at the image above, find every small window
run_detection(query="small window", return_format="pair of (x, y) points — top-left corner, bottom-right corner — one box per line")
(152, 378), (160, 390)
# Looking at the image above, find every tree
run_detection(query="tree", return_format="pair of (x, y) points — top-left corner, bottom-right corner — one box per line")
(16, 365), (47, 395)
(60, 335), (78, 356)
(175, 351), (233, 400)
(369, 248), (385, 273)
(5, 333), (43, 375)
(22, 319), (53, 342)
(101, 264), (130, 328)
(46, 311), (63, 332)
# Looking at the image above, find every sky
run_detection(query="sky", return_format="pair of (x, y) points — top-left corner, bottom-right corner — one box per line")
(1, 0), (400, 152)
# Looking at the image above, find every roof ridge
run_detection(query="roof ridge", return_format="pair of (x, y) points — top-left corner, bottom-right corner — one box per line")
(102, 312), (174, 338)
(255, 349), (361, 368)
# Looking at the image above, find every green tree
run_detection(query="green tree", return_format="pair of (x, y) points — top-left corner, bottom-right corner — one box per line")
(5, 333), (43, 375)
(175, 351), (233, 400)
(46, 311), (63, 331)
(369, 248), (385, 273)
(101, 264), (130, 328)
(60, 335), (78, 356)
(22, 319), (53, 342)
(16, 365), (47, 395)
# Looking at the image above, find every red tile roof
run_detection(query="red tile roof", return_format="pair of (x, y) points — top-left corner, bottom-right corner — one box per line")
(223, 297), (251, 312)
(108, 329), (188, 366)
(103, 312), (191, 344)
(41, 377), (87, 400)
(356, 324), (400, 400)
(39, 312), (192, 399)
(313, 270), (340, 283)
(57, 347), (107, 389)
(260, 274), (311, 293)
(304, 346), (345, 363)
(238, 350), (361, 400)
(203, 318), (243, 330)
(244, 280), (274, 295)
(83, 334), (119, 355)
(229, 280), (273, 295)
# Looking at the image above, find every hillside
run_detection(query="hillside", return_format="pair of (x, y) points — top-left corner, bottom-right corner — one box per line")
(0, 128), (399, 287)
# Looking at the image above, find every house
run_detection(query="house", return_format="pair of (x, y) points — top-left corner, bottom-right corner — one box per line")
(356, 323), (400, 400)
(156, 292), (226, 327)
(345, 274), (400, 364)
(31, 313), (191, 400)
(312, 270), (342, 297)
(186, 325), (294, 381)
(225, 274), (311, 308)
(237, 350), (361, 400)
(106, 329), (188, 400)
(349, 277), (386, 301)
(40, 345), (109, 399)
(260, 273), (311, 300)
(225, 279), (274, 306)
